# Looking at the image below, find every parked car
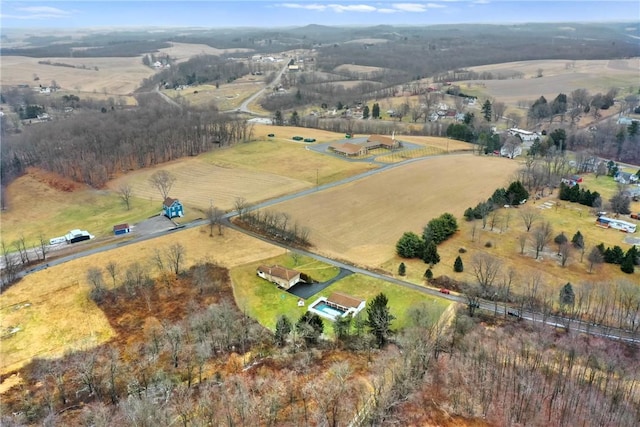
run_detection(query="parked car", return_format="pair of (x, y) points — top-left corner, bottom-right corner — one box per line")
(507, 310), (522, 318)
(439, 288), (450, 294)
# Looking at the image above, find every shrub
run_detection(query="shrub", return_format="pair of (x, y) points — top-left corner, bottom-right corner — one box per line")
(485, 241), (492, 248)
(398, 262), (406, 276)
(454, 256), (464, 272)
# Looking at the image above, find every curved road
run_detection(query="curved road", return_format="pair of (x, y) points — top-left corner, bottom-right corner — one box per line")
(15, 150), (640, 345)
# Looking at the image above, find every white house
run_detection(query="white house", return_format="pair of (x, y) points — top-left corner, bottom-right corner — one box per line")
(256, 265), (302, 289)
(508, 128), (540, 147)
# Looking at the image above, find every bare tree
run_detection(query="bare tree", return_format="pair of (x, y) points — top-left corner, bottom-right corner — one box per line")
(105, 261), (118, 288)
(471, 253), (502, 296)
(148, 170), (176, 200)
(234, 197), (249, 219)
(532, 221), (553, 259)
(36, 233), (49, 261)
(519, 207), (540, 232)
(518, 233), (528, 254)
(165, 243), (186, 275)
(559, 242), (572, 267)
(493, 101), (507, 122)
(118, 183), (133, 210)
(87, 267), (106, 301)
(587, 246), (604, 273)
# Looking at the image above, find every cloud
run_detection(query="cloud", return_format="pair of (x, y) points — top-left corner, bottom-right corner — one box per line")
(4, 5), (74, 20)
(279, 2), (446, 14)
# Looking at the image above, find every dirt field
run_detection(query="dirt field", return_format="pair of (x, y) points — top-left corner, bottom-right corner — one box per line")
(0, 226), (284, 376)
(464, 58), (640, 104)
(265, 154), (522, 267)
(0, 56), (154, 95)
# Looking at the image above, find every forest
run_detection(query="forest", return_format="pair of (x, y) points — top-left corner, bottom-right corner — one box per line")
(1, 254), (638, 426)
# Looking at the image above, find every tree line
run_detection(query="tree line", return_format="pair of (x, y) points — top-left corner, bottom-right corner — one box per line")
(1, 101), (251, 187)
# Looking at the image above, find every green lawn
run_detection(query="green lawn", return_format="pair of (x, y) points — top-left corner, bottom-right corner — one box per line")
(231, 252), (452, 333)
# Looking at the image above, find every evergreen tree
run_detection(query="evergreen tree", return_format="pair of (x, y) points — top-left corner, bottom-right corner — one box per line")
(362, 105), (370, 119)
(481, 99), (492, 121)
(372, 103), (380, 119)
(506, 181), (529, 204)
(559, 282), (575, 308)
(289, 110), (300, 126)
(398, 262), (406, 276)
(274, 110), (284, 126)
(396, 232), (424, 258)
(424, 268), (433, 280)
(333, 314), (352, 341)
(621, 253), (635, 274)
(366, 293), (395, 348)
(454, 256), (464, 272)
(274, 315), (292, 346)
(571, 231), (584, 249)
(422, 240), (440, 265)
(296, 312), (324, 345)
(554, 232), (568, 254)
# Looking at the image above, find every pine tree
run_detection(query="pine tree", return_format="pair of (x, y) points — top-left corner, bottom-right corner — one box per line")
(559, 282), (575, 308)
(422, 240), (440, 265)
(571, 231), (584, 249)
(274, 315), (292, 346)
(481, 99), (492, 121)
(398, 262), (406, 276)
(621, 253), (635, 274)
(366, 293), (395, 348)
(454, 256), (464, 272)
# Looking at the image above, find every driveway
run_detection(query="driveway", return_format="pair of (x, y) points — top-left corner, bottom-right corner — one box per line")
(287, 267), (354, 299)
(132, 215), (177, 236)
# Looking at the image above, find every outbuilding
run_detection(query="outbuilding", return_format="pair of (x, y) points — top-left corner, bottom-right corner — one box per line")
(113, 223), (131, 235)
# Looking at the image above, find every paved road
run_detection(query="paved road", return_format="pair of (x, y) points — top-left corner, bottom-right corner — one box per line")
(9, 152), (640, 345)
(231, 62), (290, 116)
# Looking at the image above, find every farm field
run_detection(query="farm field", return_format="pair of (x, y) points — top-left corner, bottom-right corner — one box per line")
(156, 41), (252, 62)
(162, 80), (264, 110)
(463, 58), (640, 105)
(0, 226), (285, 376)
(0, 56), (154, 95)
(106, 155), (313, 214)
(265, 154), (522, 267)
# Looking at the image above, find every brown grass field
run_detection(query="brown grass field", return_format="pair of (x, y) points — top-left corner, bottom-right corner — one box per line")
(463, 58), (640, 104)
(0, 56), (155, 95)
(333, 64), (390, 74)
(163, 80), (265, 110)
(156, 41), (252, 62)
(0, 226), (284, 376)
(264, 154), (522, 267)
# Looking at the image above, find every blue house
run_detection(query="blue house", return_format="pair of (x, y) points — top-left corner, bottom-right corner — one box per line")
(163, 197), (184, 219)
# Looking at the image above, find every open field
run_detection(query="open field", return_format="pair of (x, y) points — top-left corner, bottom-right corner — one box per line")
(384, 181), (640, 305)
(0, 170), (161, 245)
(0, 226), (284, 376)
(334, 64), (390, 74)
(162, 80), (264, 110)
(0, 56), (154, 95)
(230, 254), (451, 332)
(157, 42), (253, 62)
(463, 58), (640, 104)
(106, 156), (312, 214)
(265, 154), (522, 267)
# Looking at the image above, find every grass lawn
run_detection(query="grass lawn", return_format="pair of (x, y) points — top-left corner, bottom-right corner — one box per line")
(320, 273), (451, 331)
(230, 251), (451, 333)
(1, 173), (161, 246)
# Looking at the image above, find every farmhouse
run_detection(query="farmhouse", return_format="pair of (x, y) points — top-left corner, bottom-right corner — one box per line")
(614, 171), (638, 185)
(508, 128), (540, 146)
(256, 265), (302, 289)
(163, 197), (184, 219)
(308, 292), (366, 321)
(113, 223), (131, 235)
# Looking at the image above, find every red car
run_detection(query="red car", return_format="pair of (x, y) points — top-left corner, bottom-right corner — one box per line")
(439, 288), (450, 294)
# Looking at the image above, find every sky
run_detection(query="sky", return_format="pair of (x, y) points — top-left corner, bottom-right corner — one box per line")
(1, 1), (638, 29)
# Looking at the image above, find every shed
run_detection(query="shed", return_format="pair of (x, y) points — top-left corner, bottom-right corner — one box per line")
(163, 197), (184, 219)
(113, 223), (131, 235)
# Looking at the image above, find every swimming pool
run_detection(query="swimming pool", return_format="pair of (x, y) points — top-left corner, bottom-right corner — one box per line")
(312, 302), (345, 318)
